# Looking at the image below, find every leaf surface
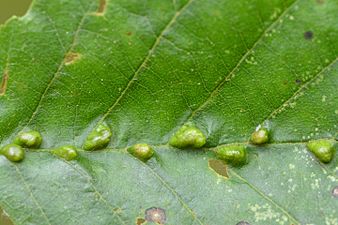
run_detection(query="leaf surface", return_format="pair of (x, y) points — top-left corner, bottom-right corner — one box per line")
(0, 0), (337, 224)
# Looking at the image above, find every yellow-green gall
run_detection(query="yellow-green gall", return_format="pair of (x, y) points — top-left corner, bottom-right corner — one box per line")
(169, 124), (206, 149)
(14, 131), (42, 148)
(1, 144), (25, 162)
(215, 144), (247, 166)
(83, 123), (112, 151)
(306, 139), (335, 163)
(127, 144), (154, 162)
(52, 145), (78, 161)
(250, 127), (269, 145)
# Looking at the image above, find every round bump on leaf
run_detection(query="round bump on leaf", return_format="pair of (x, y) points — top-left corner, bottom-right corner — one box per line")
(52, 145), (78, 161)
(83, 123), (112, 151)
(215, 144), (247, 166)
(127, 143), (154, 162)
(1, 144), (25, 162)
(306, 139), (335, 163)
(250, 127), (269, 145)
(169, 124), (206, 149)
(14, 130), (42, 148)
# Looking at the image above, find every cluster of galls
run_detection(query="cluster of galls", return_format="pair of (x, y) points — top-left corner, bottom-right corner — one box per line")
(0, 131), (43, 162)
(0, 130), (79, 162)
(0, 123), (336, 166)
(168, 123), (336, 166)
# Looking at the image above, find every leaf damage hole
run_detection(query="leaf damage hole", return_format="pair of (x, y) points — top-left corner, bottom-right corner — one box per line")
(295, 79), (302, 85)
(97, 0), (107, 15)
(136, 218), (145, 225)
(304, 31), (314, 40)
(64, 52), (81, 65)
(145, 207), (166, 224)
(208, 159), (229, 178)
(332, 186), (338, 198)
(0, 69), (9, 96)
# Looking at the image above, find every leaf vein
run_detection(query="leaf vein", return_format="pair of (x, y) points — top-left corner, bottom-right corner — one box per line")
(263, 57), (338, 121)
(230, 170), (301, 225)
(130, 155), (205, 225)
(12, 164), (52, 225)
(96, 0), (195, 125)
(185, 0), (300, 120)
(58, 158), (127, 225)
(24, 3), (96, 128)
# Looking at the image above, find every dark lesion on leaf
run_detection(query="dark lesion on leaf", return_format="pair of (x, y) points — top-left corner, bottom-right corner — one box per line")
(145, 207), (166, 224)
(332, 186), (338, 198)
(208, 159), (229, 178)
(295, 79), (302, 85)
(136, 218), (146, 225)
(304, 31), (314, 40)
(97, 0), (107, 15)
(0, 69), (8, 96)
(64, 52), (81, 65)
(236, 221), (251, 225)
(0, 207), (14, 225)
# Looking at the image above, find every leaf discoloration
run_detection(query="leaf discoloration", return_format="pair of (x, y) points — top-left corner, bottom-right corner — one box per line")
(332, 186), (338, 198)
(208, 159), (229, 178)
(0, 69), (8, 96)
(145, 207), (166, 224)
(304, 31), (313, 40)
(96, 0), (107, 16)
(64, 52), (81, 65)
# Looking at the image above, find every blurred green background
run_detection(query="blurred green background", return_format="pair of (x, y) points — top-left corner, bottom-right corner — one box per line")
(0, 0), (32, 23)
(1, 1), (30, 224)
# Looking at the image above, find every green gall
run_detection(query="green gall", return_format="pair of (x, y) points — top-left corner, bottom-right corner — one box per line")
(127, 143), (154, 162)
(1, 144), (25, 162)
(250, 127), (269, 145)
(169, 124), (206, 149)
(14, 130), (42, 148)
(83, 123), (112, 151)
(306, 139), (335, 163)
(215, 144), (247, 166)
(52, 145), (78, 161)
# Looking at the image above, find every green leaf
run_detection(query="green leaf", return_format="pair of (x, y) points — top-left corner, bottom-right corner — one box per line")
(0, 0), (337, 224)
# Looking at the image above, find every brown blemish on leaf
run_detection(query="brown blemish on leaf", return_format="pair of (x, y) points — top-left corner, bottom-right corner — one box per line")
(304, 31), (314, 40)
(64, 52), (81, 65)
(316, 0), (325, 4)
(145, 207), (166, 224)
(0, 69), (9, 96)
(136, 218), (146, 225)
(127, 31), (132, 36)
(1, 208), (14, 225)
(208, 159), (229, 178)
(96, 0), (106, 16)
(332, 186), (338, 198)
